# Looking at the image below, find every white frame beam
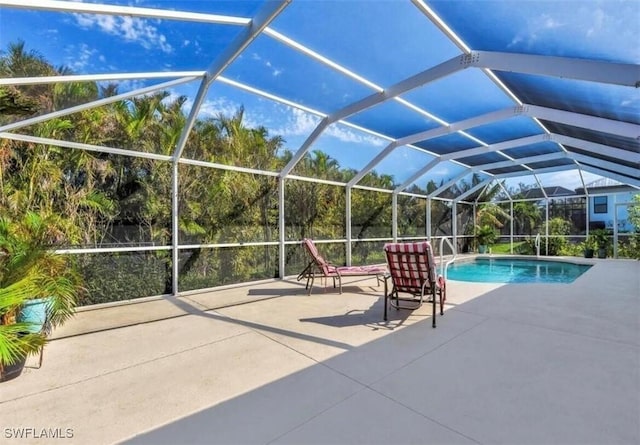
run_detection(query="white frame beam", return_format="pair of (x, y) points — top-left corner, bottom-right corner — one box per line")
(0, 132), (172, 162)
(578, 166), (640, 189)
(0, 0), (250, 25)
(280, 54), (474, 177)
(491, 164), (577, 180)
(552, 134), (640, 163)
(348, 104), (638, 189)
(454, 179), (493, 203)
(172, 0), (290, 160)
(525, 105), (640, 139)
(170, 0), (290, 295)
(428, 170), (471, 198)
(350, 106), (525, 186)
(472, 51), (639, 87)
(0, 72), (205, 86)
(396, 106), (523, 148)
(570, 154), (639, 179)
(442, 134), (550, 161)
(0, 77), (196, 133)
(472, 152), (568, 171)
(393, 157), (442, 193)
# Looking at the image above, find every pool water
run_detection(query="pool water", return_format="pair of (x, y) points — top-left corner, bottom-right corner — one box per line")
(447, 258), (592, 284)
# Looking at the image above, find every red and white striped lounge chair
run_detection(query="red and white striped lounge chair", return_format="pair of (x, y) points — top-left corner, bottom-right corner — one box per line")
(383, 241), (446, 327)
(298, 238), (388, 295)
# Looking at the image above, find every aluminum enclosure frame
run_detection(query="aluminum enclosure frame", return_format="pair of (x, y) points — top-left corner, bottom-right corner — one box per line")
(1, 0), (638, 297)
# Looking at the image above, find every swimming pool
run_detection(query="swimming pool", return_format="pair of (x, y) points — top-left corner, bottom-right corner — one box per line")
(446, 258), (592, 284)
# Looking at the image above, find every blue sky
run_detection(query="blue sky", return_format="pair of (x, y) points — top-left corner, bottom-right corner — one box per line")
(1, 0), (638, 192)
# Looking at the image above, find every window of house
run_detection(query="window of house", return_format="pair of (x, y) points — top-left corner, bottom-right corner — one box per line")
(593, 196), (607, 214)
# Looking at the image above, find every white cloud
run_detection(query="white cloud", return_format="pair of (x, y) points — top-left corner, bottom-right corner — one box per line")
(270, 108), (385, 147)
(508, 13), (565, 49)
(74, 13), (173, 53)
(251, 52), (284, 77)
(541, 14), (563, 29)
(64, 43), (98, 71)
(271, 108), (321, 136)
(189, 97), (242, 120)
(587, 8), (606, 37)
(326, 124), (386, 147)
(620, 96), (639, 107)
(105, 79), (147, 95)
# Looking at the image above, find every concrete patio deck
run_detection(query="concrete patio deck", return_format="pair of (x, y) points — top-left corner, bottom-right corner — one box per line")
(1, 258), (639, 444)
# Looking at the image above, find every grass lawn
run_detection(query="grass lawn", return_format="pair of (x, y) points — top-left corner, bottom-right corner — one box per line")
(490, 242), (524, 254)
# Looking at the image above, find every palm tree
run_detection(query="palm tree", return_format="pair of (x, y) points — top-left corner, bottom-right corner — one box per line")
(514, 200), (542, 236)
(0, 41), (57, 115)
(476, 202), (511, 229)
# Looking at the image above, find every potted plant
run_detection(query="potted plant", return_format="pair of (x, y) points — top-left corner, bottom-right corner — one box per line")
(476, 224), (497, 254)
(0, 212), (82, 382)
(590, 229), (610, 259)
(582, 236), (596, 258)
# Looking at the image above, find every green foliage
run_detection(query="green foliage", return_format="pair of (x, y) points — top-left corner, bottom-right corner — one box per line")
(618, 235), (640, 259)
(513, 200), (542, 236)
(75, 252), (169, 305)
(628, 194), (640, 230)
(476, 202), (511, 229)
(590, 229), (611, 250)
(476, 224), (497, 246)
(2, 40), (579, 307)
(515, 239), (536, 255)
(541, 217), (572, 256)
(0, 86), (39, 116)
(474, 202), (511, 251)
(0, 212), (82, 371)
(559, 242), (584, 257)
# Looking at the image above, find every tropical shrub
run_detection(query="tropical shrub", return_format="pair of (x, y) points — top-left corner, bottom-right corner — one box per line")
(542, 217), (572, 256)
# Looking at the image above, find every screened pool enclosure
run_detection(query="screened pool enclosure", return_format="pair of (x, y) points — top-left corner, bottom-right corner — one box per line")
(1, 0), (638, 306)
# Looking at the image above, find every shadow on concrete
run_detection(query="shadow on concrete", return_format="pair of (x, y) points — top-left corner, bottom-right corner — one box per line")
(123, 274), (640, 444)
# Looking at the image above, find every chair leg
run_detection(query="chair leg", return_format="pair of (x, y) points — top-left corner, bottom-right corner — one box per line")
(37, 345), (44, 369)
(297, 261), (313, 282)
(308, 274), (315, 295)
(383, 279), (389, 321)
(432, 285), (437, 328)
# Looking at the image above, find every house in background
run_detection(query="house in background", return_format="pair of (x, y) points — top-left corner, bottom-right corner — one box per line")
(510, 180), (638, 235)
(575, 178), (639, 233)
(518, 186), (587, 234)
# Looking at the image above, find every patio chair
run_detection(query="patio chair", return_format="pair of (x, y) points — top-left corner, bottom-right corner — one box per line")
(297, 238), (388, 295)
(383, 241), (446, 327)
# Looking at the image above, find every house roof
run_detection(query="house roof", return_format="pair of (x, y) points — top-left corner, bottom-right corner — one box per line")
(521, 186), (576, 199)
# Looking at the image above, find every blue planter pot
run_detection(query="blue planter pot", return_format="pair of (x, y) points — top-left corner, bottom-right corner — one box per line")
(17, 297), (51, 333)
